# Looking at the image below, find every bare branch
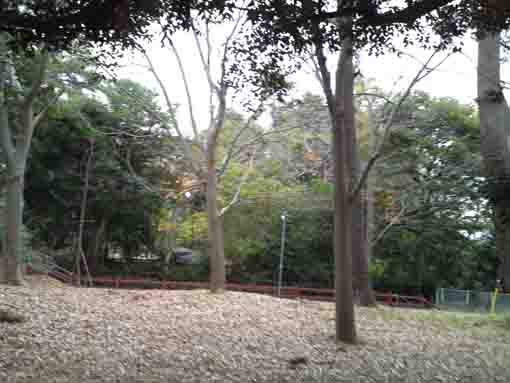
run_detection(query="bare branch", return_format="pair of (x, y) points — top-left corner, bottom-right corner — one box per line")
(350, 49), (446, 202)
(219, 146), (258, 217)
(371, 204), (407, 247)
(168, 40), (201, 145)
(310, 21), (335, 119)
(354, 92), (394, 105)
(219, 7), (246, 89)
(192, 24), (219, 96)
(218, 100), (267, 177)
(222, 124), (305, 166)
(205, 22), (215, 133)
(140, 49), (202, 176)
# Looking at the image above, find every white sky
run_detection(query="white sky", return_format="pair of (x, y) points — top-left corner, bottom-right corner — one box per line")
(116, 26), (510, 137)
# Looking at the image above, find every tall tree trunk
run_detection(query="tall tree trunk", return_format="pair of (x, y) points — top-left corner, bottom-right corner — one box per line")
(0, 42), (49, 285)
(333, 15), (357, 344)
(311, 12), (375, 308)
(477, 32), (510, 292)
(76, 139), (94, 286)
(206, 92), (227, 293)
(365, 100), (376, 260)
(87, 216), (108, 273)
(357, 100), (377, 306)
(1, 173), (24, 284)
(206, 161), (226, 292)
(348, 116), (376, 307)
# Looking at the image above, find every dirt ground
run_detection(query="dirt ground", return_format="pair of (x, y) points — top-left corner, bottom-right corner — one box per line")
(1, 275), (509, 383)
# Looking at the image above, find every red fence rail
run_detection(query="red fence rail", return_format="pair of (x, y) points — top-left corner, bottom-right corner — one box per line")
(29, 269), (433, 308)
(87, 276), (434, 308)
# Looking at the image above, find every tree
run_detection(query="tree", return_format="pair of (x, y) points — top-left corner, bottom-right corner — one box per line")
(373, 94), (490, 294)
(141, 7), (292, 291)
(0, 43), (57, 284)
(477, 29), (510, 291)
(237, 0), (510, 343)
(24, 79), (178, 276)
(0, 1), (222, 284)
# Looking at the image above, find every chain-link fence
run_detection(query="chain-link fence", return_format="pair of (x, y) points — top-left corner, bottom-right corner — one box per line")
(435, 287), (510, 313)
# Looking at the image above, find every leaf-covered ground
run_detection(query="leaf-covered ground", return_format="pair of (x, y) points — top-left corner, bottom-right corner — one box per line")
(1, 276), (509, 383)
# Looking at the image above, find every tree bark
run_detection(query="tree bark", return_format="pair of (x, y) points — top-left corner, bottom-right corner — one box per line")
(333, 15), (357, 344)
(0, 173), (24, 285)
(348, 116), (376, 307)
(477, 32), (510, 291)
(206, 91), (227, 292)
(87, 216), (108, 273)
(311, 12), (375, 307)
(365, 100), (376, 260)
(206, 159), (226, 292)
(76, 139), (94, 286)
(357, 100), (377, 306)
(0, 42), (49, 285)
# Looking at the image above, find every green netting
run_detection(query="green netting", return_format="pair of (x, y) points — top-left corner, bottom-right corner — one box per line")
(436, 288), (510, 314)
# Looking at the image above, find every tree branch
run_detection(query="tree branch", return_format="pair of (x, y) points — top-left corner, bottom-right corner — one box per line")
(221, 124), (305, 167)
(310, 19), (335, 119)
(219, 146), (258, 217)
(23, 49), (49, 108)
(141, 49), (202, 176)
(32, 88), (65, 129)
(168, 39), (201, 145)
(350, 49), (445, 202)
(355, 92), (394, 105)
(192, 23), (220, 96)
(320, 0), (455, 26)
(371, 204), (407, 247)
(218, 100), (266, 177)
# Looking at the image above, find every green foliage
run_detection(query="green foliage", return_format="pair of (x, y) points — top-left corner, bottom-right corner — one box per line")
(164, 260), (209, 282)
(372, 93), (494, 295)
(22, 75), (182, 272)
(176, 212), (208, 247)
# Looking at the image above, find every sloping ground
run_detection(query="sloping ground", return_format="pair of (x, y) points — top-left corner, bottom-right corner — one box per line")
(1, 276), (509, 383)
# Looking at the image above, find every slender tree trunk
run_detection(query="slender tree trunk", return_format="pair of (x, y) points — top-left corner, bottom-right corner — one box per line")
(206, 160), (226, 292)
(77, 139), (94, 285)
(363, 103), (377, 299)
(348, 121), (376, 306)
(365, 100), (376, 259)
(333, 16), (356, 344)
(477, 32), (510, 292)
(356, 101), (377, 306)
(87, 216), (107, 273)
(206, 91), (227, 292)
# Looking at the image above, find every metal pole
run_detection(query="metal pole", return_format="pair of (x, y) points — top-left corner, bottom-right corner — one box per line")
(278, 210), (287, 297)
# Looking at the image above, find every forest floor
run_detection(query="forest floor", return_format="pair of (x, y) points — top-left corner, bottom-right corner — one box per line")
(1, 275), (510, 383)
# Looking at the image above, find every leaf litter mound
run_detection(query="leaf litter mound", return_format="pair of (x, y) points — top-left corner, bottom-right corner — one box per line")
(1, 275), (509, 383)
